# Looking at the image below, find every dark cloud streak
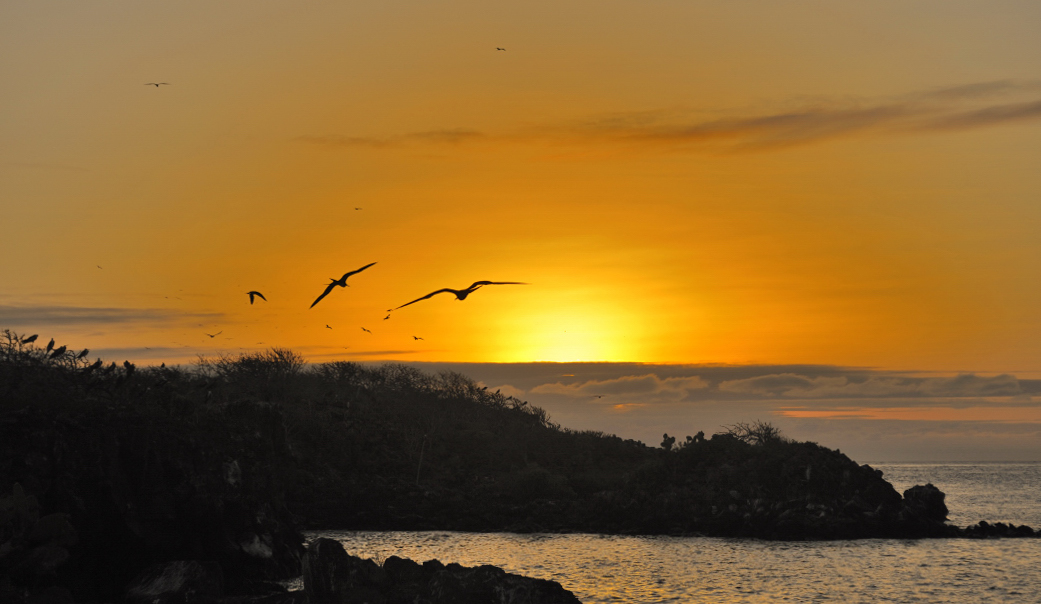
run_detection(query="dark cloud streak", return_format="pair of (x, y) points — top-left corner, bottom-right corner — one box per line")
(0, 305), (222, 327)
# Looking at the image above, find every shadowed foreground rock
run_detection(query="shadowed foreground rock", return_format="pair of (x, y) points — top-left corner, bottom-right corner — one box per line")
(303, 537), (582, 604)
(124, 560), (224, 604)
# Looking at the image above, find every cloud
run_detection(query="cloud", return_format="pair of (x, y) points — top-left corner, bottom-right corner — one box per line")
(531, 373), (709, 401)
(297, 128), (484, 149)
(0, 305), (222, 327)
(300, 80), (1041, 154)
(718, 373), (1023, 399)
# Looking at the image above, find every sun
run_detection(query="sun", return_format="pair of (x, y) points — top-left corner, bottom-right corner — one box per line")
(489, 294), (648, 362)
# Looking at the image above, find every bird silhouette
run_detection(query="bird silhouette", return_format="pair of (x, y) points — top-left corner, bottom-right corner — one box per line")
(50, 345), (67, 358)
(326, 325), (333, 329)
(391, 281), (528, 310)
(383, 314), (391, 320)
(496, 47), (506, 51)
(77, 348), (89, 359)
(145, 83), (170, 87)
(22, 334), (38, 344)
(412, 336), (424, 341)
(361, 327), (372, 333)
(205, 331), (222, 338)
(46, 338), (55, 352)
(247, 291), (267, 304)
(310, 262), (377, 308)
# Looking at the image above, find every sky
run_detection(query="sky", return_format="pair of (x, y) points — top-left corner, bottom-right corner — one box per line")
(3, 1), (1041, 460)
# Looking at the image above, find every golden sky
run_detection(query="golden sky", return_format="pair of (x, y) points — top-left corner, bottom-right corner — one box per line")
(4, 0), (1041, 374)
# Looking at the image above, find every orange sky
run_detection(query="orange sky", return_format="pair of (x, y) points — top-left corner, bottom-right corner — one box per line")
(3, 1), (1041, 375)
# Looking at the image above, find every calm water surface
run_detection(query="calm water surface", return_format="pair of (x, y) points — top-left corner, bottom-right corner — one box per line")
(306, 463), (1041, 603)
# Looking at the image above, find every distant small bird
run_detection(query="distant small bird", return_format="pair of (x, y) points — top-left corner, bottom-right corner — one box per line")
(412, 336), (424, 341)
(383, 314), (391, 320)
(22, 334), (38, 344)
(50, 345), (67, 358)
(354, 207), (362, 210)
(326, 325), (333, 329)
(496, 47), (505, 51)
(86, 359), (103, 372)
(97, 265), (102, 269)
(144, 83), (170, 87)
(247, 291), (267, 304)
(592, 395), (604, 399)
(361, 327), (372, 333)
(310, 262), (378, 308)
(77, 348), (89, 359)
(391, 281), (528, 310)
(46, 338), (55, 352)
(205, 331), (222, 338)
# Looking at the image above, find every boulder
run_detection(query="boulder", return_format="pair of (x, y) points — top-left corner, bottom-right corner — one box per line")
(902, 484), (948, 523)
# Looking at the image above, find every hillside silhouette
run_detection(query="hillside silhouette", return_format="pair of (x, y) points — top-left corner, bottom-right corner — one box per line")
(1, 330), (1033, 602)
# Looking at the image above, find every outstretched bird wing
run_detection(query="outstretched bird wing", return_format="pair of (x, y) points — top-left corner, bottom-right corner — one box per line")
(247, 291), (267, 304)
(309, 280), (339, 308)
(467, 281), (528, 289)
(338, 261), (377, 282)
(392, 288), (458, 310)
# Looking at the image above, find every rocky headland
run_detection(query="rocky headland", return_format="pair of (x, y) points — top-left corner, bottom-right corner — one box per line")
(1, 332), (1035, 602)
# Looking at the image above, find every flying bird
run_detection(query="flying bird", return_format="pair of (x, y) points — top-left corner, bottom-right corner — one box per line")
(326, 325), (333, 329)
(383, 314), (391, 320)
(412, 336), (424, 341)
(309, 262), (377, 308)
(97, 265), (102, 269)
(145, 83), (170, 87)
(496, 47), (505, 51)
(247, 291), (267, 304)
(361, 327), (372, 333)
(22, 334), (38, 344)
(391, 281), (528, 310)
(205, 331), (223, 338)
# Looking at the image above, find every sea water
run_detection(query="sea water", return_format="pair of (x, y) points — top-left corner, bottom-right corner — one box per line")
(309, 463), (1041, 603)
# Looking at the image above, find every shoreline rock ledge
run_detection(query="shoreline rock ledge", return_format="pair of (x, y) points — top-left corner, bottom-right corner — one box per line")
(303, 537), (581, 604)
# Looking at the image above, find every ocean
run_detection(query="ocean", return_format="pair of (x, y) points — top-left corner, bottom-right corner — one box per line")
(307, 462), (1041, 603)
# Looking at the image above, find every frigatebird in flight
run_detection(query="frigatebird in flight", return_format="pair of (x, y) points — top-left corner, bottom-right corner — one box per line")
(361, 327), (372, 334)
(390, 281), (527, 310)
(145, 83), (170, 87)
(412, 336), (424, 341)
(205, 331), (223, 338)
(309, 262), (377, 308)
(247, 291), (267, 304)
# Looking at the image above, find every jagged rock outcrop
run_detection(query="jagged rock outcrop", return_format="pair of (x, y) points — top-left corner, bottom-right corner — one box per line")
(302, 537), (581, 604)
(0, 403), (304, 603)
(124, 560), (224, 604)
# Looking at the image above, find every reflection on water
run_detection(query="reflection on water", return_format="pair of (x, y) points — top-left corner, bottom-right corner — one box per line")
(309, 531), (1040, 603)
(303, 464), (1041, 603)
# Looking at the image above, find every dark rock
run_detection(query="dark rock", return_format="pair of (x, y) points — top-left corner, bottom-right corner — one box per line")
(302, 538), (352, 603)
(124, 560), (224, 604)
(902, 484), (948, 522)
(301, 540), (580, 604)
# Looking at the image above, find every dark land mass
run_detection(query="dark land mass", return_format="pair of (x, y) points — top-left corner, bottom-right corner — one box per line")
(1, 331), (1035, 602)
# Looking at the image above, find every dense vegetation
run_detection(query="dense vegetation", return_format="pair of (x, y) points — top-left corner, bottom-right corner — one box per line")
(2, 329), (1020, 602)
